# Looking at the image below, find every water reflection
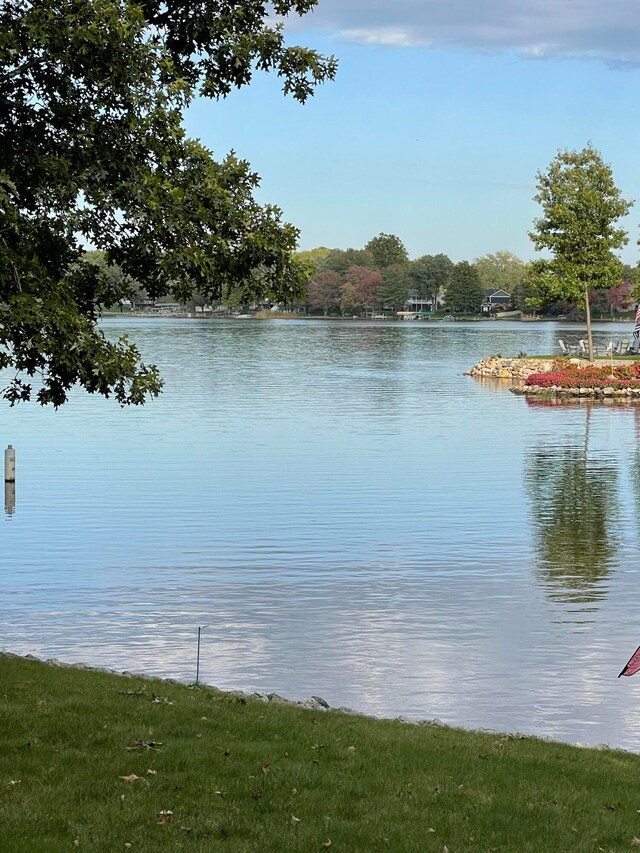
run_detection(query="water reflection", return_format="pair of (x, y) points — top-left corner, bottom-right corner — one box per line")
(5, 319), (640, 749)
(630, 408), (640, 540)
(526, 407), (619, 604)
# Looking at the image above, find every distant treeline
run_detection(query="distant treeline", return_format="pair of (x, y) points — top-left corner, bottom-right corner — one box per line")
(295, 234), (635, 318)
(89, 233), (635, 318)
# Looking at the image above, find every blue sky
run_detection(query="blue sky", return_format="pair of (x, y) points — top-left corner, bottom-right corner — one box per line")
(185, 1), (640, 264)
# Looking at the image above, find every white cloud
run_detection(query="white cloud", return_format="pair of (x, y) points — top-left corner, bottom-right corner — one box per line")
(341, 28), (423, 48)
(289, 0), (640, 64)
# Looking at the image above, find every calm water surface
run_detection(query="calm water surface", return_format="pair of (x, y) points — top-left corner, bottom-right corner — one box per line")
(3, 318), (640, 750)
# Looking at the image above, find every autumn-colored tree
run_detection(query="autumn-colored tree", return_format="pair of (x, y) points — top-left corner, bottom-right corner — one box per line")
(340, 266), (382, 314)
(308, 270), (342, 315)
(608, 281), (631, 314)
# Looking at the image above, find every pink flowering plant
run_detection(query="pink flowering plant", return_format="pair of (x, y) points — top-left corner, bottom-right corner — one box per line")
(525, 360), (640, 390)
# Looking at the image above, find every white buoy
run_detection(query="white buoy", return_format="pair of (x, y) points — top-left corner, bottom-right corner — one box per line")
(4, 445), (15, 482)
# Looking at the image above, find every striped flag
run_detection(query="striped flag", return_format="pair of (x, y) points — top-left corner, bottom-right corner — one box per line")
(634, 305), (640, 340)
(618, 645), (640, 677)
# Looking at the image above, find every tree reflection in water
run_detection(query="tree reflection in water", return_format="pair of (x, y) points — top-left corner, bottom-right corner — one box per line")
(526, 403), (620, 604)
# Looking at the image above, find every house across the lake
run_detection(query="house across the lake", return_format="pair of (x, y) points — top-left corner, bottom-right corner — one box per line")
(398, 289), (441, 318)
(481, 289), (512, 314)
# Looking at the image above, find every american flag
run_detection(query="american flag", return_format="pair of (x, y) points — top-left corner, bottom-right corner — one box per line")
(634, 305), (640, 340)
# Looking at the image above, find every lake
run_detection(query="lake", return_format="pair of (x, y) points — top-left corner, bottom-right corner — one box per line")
(3, 317), (640, 750)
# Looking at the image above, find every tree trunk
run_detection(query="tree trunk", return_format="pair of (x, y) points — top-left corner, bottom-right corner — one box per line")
(585, 281), (594, 362)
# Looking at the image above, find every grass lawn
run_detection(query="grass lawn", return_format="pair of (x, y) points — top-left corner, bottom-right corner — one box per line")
(3, 654), (640, 852)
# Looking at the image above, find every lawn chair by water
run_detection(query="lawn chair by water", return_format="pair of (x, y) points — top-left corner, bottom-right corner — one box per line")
(558, 339), (578, 356)
(628, 339), (640, 356)
(603, 340), (615, 355)
(617, 339), (630, 355)
(578, 339), (599, 357)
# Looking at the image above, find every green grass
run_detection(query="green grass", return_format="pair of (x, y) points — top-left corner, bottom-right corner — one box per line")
(3, 655), (640, 852)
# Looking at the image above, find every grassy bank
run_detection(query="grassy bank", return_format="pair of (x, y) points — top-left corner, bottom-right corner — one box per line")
(3, 655), (640, 852)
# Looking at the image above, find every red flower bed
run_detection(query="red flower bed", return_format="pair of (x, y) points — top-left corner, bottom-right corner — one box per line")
(525, 360), (640, 390)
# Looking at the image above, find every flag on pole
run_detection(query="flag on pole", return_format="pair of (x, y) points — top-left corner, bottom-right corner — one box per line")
(618, 645), (640, 677)
(633, 305), (640, 340)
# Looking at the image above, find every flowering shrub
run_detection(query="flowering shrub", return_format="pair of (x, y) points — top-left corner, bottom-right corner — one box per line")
(525, 361), (640, 390)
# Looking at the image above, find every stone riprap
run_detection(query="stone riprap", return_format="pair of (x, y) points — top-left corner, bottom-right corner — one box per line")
(468, 355), (640, 399)
(2, 651), (450, 725)
(517, 384), (640, 399)
(466, 356), (556, 381)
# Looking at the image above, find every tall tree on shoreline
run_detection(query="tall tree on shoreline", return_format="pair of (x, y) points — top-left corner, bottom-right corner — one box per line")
(529, 144), (632, 361)
(380, 263), (410, 311)
(445, 262), (484, 313)
(473, 251), (524, 296)
(0, 0), (336, 405)
(364, 233), (409, 269)
(409, 254), (454, 311)
(320, 248), (375, 276)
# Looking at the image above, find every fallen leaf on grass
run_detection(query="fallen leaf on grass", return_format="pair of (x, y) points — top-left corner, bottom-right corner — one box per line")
(8, 780), (21, 786)
(261, 763), (270, 774)
(632, 838), (640, 846)
(157, 810), (173, 825)
(73, 839), (79, 847)
(146, 769), (157, 776)
(151, 694), (173, 705)
(180, 827), (192, 833)
(291, 815), (300, 826)
(126, 739), (163, 751)
(251, 792), (262, 800)
(120, 774), (143, 783)
(124, 844), (133, 850)
(322, 841), (332, 848)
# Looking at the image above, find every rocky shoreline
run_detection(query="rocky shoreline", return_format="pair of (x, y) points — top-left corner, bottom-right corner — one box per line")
(468, 355), (640, 400)
(514, 384), (640, 399)
(1, 651), (443, 728)
(466, 355), (556, 381)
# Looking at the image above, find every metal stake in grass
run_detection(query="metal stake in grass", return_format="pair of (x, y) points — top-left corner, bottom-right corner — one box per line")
(195, 625), (209, 687)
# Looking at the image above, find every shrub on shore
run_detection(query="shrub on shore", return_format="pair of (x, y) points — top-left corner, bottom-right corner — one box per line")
(525, 360), (640, 389)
